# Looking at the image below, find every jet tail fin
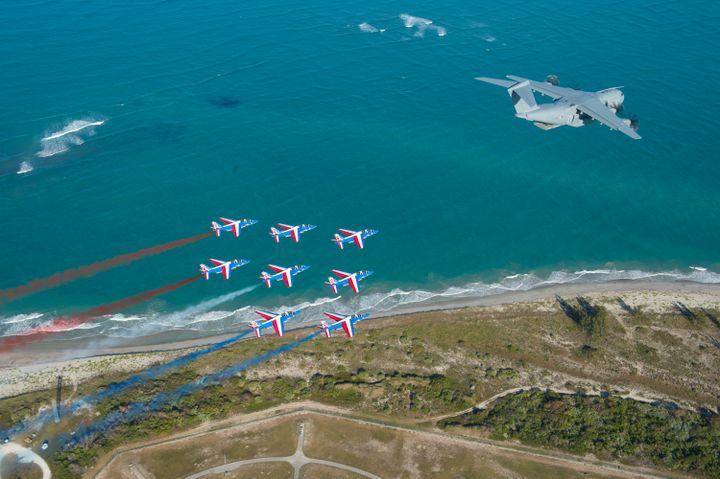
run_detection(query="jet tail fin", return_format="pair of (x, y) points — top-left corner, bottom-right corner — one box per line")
(508, 80), (538, 114)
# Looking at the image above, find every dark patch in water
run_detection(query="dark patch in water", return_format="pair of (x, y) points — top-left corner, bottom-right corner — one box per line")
(206, 96), (242, 108)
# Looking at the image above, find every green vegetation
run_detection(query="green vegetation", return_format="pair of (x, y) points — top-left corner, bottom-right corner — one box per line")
(2, 295), (719, 478)
(440, 388), (720, 477)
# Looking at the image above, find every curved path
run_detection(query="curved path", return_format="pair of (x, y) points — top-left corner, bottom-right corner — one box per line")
(0, 442), (52, 479)
(185, 422), (380, 479)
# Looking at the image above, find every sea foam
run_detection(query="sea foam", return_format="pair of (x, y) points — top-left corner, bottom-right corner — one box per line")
(36, 118), (105, 158)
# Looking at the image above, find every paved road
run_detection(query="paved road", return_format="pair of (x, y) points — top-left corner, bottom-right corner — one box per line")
(185, 422), (380, 479)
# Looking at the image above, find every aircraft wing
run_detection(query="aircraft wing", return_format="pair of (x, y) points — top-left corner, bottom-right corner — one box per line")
(341, 320), (355, 338)
(353, 235), (364, 249)
(331, 269), (351, 279)
(271, 317), (284, 336)
(276, 223), (293, 231)
(348, 275), (360, 293)
(282, 270), (293, 288)
(255, 310), (276, 321)
(267, 264), (286, 273)
(475, 77), (517, 89)
(222, 264), (231, 280)
(505, 75), (574, 99)
(337, 229), (356, 236)
(290, 229), (299, 242)
(324, 312), (346, 322)
(575, 97), (641, 139)
(219, 217), (235, 225)
(208, 258), (225, 266)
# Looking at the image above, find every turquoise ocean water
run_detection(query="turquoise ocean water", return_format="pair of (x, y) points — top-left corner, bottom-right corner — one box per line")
(1, 0), (719, 345)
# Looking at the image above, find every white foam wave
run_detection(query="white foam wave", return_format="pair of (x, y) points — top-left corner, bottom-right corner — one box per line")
(4, 268), (719, 344)
(2, 313), (45, 325)
(16, 161), (33, 174)
(36, 117), (105, 158)
(41, 120), (105, 141)
(400, 13), (446, 37)
(358, 22), (382, 33)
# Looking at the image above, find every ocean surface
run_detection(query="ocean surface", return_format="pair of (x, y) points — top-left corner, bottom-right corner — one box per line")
(1, 0), (719, 347)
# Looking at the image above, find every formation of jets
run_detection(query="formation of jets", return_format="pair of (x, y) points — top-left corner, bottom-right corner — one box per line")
(201, 217), (378, 339)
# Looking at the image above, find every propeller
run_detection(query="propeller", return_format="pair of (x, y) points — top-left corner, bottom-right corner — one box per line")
(545, 74), (560, 86)
(629, 115), (640, 131)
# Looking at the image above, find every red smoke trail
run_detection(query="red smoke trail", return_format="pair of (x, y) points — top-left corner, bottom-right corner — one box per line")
(0, 232), (211, 305)
(0, 275), (201, 353)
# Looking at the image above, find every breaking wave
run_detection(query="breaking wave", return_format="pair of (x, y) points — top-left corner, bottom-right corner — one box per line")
(16, 161), (33, 175)
(36, 118), (105, 158)
(2, 268), (718, 345)
(400, 13), (446, 37)
(358, 22), (384, 33)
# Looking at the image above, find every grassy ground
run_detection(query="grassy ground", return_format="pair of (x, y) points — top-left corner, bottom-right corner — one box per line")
(1, 292), (719, 477)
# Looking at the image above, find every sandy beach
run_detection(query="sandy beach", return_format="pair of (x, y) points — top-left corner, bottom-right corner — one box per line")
(2, 279), (719, 399)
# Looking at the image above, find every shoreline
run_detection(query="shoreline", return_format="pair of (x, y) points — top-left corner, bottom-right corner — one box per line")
(5, 279), (720, 361)
(1, 279), (719, 399)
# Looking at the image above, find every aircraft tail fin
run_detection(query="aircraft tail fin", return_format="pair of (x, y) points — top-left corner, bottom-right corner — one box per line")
(508, 81), (538, 114)
(270, 227), (280, 243)
(333, 234), (344, 250)
(325, 278), (339, 295)
(318, 321), (331, 337)
(200, 264), (210, 280)
(211, 222), (222, 237)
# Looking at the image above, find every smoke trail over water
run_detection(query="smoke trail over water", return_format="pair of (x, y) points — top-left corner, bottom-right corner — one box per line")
(0, 232), (211, 305)
(62, 331), (320, 449)
(0, 275), (201, 352)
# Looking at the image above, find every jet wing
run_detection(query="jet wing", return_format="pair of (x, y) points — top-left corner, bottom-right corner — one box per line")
(505, 75), (575, 99)
(255, 310), (276, 321)
(276, 223), (293, 231)
(348, 275), (360, 293)
(337, 229), (356, 236)
(267, 264), (286, 273)
(272, 317), (284, 336)
(282, 270), (293, 288)
(222, 264), (231, 280)
(331, 269), (351, 279)
(324, 312), (346, 322)
(208, 258), (225, 266)
(219, 217), (235, 225)
(475, 77), (517, 89)
(290, 229), (299, 242)
(353, 235), (365, 249)
(341, 320), (355, 338)
(575, 97), (641, 140)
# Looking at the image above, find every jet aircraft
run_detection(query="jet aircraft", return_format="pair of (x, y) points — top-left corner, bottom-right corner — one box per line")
(211, 217), (258, 237)
(318, 312), (370, 338)
(325, 269), (373, 294)
(260, 264), (310, 288)
(250, 310), (300, 337)
(332, 228), (379, 250)
(475, 75), (641, 139)
(200, 258), (250, 280)
(270, 223), (316, 243)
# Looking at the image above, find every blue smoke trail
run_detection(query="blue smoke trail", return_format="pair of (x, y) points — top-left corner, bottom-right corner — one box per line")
(0, 326), (255, 439)
(60, 331), (320, 449)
